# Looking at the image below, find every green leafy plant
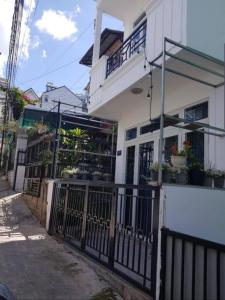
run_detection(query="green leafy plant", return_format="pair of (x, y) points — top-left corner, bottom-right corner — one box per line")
(39, 149), (52, 166)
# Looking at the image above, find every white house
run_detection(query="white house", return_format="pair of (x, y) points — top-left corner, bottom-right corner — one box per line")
(86, 3), (225, 297)
(88, 0), (225, 186)
(23, 88), (39, 102)
(41, 83), (87, 113)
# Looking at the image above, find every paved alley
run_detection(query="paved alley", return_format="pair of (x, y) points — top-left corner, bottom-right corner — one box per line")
(0, 191), (121, 300)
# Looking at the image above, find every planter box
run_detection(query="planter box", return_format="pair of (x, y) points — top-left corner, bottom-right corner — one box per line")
(176, 171), (188, 185)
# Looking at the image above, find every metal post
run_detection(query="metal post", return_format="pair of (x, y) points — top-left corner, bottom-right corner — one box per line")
(81, 183), (89, 250)
(158, 38), (166, 185)
(51, 101), (61, 178)
(62, 184), (69, 236)
(109, 186), (116, 268)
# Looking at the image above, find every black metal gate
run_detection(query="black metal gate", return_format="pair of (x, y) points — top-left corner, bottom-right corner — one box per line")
(49, 181), (160, 297)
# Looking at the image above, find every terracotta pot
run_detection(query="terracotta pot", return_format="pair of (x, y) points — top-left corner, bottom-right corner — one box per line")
(171, 155), (186, 168)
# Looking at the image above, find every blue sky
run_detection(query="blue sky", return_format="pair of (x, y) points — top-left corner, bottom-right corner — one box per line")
(0, 0), (123, 96)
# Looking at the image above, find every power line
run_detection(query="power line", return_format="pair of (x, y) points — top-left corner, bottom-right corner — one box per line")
(18, 58), (80, 84)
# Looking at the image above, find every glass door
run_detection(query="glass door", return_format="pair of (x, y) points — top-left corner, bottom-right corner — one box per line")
(138, 142), (154, 234)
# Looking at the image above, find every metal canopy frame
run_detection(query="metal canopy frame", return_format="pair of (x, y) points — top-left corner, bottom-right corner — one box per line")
(149, 37), (225, 184)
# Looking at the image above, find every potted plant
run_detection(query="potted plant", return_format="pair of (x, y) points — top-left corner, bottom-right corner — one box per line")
(188, 157), (204, 186)
(92, 171), (102, 181)
(204, 167), (215, 187)
(62, 168), (73, 179)
(162, 163), (173, 183)
(150, 163), (159, 181)
(103, 173), (112, 182)
(175, 167), (188, 185)
(171, 141), (191, 168)
(72, 168), (80, 180)
(214, 170), (225, 188)
(79, 169), (89, 180)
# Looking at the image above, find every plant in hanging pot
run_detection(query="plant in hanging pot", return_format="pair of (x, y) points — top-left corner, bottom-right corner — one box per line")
(213, 170), (225, 188)
(171, 141), (191, 168)
(92, 171), (102, 181)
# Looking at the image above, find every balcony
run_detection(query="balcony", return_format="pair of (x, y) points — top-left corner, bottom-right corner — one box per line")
(106, 20), (147, 78)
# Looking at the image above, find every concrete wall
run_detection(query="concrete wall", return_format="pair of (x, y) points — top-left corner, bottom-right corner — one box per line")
(162, 184), (225, 244)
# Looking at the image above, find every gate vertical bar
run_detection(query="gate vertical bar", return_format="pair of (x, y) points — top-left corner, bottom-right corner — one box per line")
(62, 184), (69, 235)
(109, 186), (116, 268)
(81, 183), (89, 250)
(151, 188), (160, 299)
(160, 228), (167, 300)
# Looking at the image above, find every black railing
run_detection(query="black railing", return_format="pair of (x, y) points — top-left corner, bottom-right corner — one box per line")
(106, 20), (147, 78)
(49, 181), (160, 296)
(161, 228), (225, 300)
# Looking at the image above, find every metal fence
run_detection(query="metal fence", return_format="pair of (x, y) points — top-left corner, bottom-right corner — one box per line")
(161, 228), (225, 300)
(49, 180), (160, 297)
(23, 178), (41, 197)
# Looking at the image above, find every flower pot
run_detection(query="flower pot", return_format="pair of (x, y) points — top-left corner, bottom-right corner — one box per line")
(214, 176), (224, 188)
(150, 170), (158, 181)
(204, 176), (213, 187)
(73, 174), (79, 180)
(171, 156), (186, 168)
(163, 170), (172, 183)
(103, 174), (112, 182)
(189, 170), (204, 186)
(81, 174), (89, 180)
(93, 175), (101, 181)
(176, 171), (188, 185)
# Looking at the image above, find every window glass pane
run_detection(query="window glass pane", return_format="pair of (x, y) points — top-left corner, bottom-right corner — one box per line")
(185, 102), (208, 122)
(126, 128), (137, 140)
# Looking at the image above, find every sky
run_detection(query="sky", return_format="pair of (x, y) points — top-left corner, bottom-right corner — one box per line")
(0, 0), (123, 96)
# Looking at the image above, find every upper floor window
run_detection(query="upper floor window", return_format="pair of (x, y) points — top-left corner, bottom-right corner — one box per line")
(45, 96), (48, 102)
(126, 127), (137, 141)
(140, 115), (179, 135)
(184, 102), (208, 122)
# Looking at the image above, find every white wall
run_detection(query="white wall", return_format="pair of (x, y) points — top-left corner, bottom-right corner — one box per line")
(187, 0), (225, 61)
(163, 184), (225, 244)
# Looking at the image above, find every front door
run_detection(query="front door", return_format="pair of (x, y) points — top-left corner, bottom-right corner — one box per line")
(138, 142), (154, 233)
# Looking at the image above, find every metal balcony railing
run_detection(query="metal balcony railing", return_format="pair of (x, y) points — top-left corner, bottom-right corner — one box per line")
(106, 20), (147, 78)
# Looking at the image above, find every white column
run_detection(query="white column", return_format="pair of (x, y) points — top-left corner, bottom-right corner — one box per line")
(92, 8), (103, 65)
(45, 179), (55, 231)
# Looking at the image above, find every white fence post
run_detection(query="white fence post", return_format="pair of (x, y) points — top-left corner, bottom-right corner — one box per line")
(45, 179), (55, 231)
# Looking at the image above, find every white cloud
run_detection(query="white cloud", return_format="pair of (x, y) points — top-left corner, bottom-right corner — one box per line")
(42, 49), (47, 59)
(0, 0), (14, 76)
(35, 9), (78, 40)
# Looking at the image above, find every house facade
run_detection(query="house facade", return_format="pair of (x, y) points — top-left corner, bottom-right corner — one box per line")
(87, 0), (225, 187)
(41, 83), (87, 113)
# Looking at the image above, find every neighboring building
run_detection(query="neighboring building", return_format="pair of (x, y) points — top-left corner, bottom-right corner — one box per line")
(23, 88), (39, 102)
(0, 78), (7, 122)
(41, 83), (87, 113)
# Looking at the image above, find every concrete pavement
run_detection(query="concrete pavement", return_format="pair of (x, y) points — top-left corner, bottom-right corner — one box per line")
(0, 191), (122, 300)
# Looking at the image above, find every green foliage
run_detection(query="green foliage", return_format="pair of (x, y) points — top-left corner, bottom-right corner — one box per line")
(39, 149), (52, 166)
